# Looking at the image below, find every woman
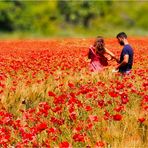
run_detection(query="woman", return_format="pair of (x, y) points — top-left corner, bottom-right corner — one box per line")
(88, 36), (117, 72)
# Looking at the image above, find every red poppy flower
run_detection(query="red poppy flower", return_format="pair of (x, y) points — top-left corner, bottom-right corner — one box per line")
(47, 127), (56, 134)
(85, 105), (92, 111)
(114, 105), (124, 112)
(121, 97), (129, 104)
(98, 100), (105, 108)
(59, 141), (71, 148)
(73, 133), (85, 142)
(48, 91), (56, 97)
(95, 141), (105, 147)
(89, 115), (99, 122)
(68, 83), (75, 89)
(138, 118), (145, 123)
(109, 91), (118, 98)
(36, 122), (47, 132)
(69, 112), (77, 120)
(113, 114), (122, 121)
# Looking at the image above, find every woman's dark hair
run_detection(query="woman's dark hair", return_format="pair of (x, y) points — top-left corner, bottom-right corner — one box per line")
(116, 32), (127, 39)
(94, 36), (105, 54)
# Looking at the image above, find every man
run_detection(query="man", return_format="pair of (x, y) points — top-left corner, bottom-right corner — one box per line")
(115, 32), (134, 74)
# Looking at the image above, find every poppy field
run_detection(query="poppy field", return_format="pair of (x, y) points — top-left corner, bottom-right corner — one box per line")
(0, 38), (148, 147)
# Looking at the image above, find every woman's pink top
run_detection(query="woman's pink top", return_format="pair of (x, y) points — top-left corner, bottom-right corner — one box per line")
(88, 45), (108, 66)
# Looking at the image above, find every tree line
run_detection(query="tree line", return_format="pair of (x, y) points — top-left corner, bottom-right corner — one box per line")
(0, 0), (147, 35)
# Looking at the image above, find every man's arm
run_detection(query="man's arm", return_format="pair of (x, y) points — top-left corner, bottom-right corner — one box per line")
(116, 54), (129, 70)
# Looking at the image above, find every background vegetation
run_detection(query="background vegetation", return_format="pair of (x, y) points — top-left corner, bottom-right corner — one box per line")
(0, 0), (148, 38)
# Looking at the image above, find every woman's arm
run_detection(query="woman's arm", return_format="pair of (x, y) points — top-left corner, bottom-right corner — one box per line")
(105, 48), (119, 63)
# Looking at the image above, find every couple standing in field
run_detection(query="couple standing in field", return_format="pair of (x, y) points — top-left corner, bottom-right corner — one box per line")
(88, 32), (134, 75)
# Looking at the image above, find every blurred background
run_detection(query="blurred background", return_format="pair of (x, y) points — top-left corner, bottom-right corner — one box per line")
(0, 0), (148, 39)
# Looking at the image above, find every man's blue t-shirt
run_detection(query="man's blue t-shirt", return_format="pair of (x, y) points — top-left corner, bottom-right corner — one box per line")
(119, 44), (134, 72)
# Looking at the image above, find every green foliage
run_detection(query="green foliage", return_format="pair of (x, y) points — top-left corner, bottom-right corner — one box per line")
(0, 0), (59, 34)
(0, 1), (17, 31)
(0, 0), (147, 37)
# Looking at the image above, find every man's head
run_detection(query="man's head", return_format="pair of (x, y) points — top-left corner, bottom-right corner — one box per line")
(116, 32), (127, 46)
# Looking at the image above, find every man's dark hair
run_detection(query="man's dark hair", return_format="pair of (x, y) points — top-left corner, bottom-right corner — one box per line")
(116, 32), (127, 39)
